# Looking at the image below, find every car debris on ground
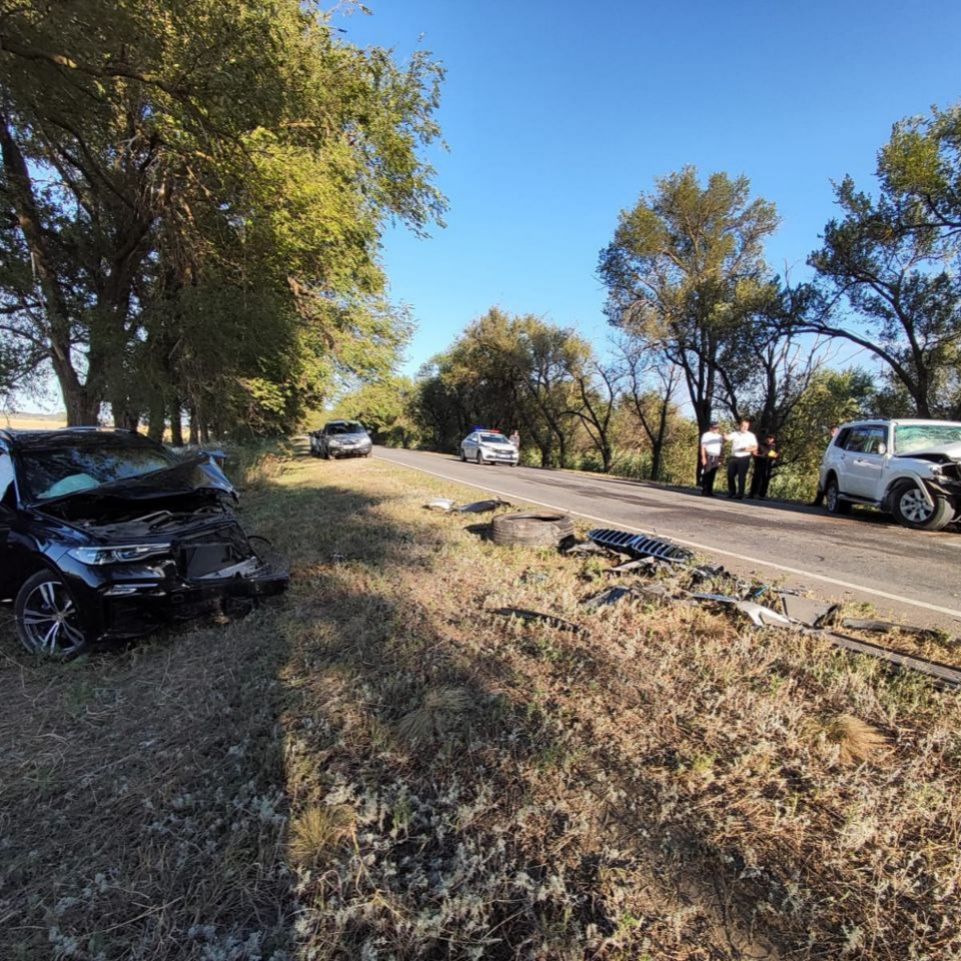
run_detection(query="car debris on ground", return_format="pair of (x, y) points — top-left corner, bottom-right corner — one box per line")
(587, 528), (694, 564)
(690, 593), (795, 628)
(424, 497), (457, 512)
(840, 617), (946, 639)
(423, 496), (513, 513)
(580, 586), (638, 610)
(476, 519), (961, 689)
(457, 498), (513, 513)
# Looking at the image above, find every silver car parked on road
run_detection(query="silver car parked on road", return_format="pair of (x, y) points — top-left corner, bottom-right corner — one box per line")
(309, 421), (373, 459)
(459, 430), (518, 466)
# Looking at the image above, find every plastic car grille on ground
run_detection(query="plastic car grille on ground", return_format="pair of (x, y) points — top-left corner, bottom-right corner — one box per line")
(587, 528), (693, 564)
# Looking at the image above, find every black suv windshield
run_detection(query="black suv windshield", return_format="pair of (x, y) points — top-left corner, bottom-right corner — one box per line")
(18, 438), (177, 502)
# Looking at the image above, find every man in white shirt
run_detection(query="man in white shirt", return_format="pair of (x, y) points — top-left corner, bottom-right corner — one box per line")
(726, 419), (758, 499)
(699, 420), (724, 497)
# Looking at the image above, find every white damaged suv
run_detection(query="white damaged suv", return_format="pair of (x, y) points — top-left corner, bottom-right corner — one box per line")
(819, 419), (961, 531)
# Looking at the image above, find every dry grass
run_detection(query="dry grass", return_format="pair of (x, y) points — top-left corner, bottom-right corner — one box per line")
(1, 445), (961, 960)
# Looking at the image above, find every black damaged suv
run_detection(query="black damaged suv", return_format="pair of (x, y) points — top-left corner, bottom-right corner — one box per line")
(0, 428), (288, 658)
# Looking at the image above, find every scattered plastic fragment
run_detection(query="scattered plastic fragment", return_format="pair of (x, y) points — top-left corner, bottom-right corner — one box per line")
(841, 617), (944, 640)
(691, 593), (794, 628)
(608, 556), (665, 574)
(425, 498), (456, 512)
(457, 498), (512, 513)
(581, 586), (635, 610)
(563, 540), (618, 557)
(780, 594), (840, 628)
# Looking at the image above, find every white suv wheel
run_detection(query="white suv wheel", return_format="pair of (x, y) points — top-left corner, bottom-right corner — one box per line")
(899, 487), (932, 524)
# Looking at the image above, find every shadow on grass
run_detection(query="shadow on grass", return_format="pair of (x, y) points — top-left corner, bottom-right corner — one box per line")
(0, 463), (793, 960)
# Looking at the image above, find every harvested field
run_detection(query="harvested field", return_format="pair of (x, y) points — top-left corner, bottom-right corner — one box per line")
(2, 447), (961, 960)
(2, 412), (67, 430)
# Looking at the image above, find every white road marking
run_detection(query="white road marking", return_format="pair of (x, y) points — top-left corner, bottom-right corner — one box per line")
(377, 452), (961, 623)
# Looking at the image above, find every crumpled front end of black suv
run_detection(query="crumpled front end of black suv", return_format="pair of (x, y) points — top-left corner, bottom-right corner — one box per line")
(55, 514), (289, 641)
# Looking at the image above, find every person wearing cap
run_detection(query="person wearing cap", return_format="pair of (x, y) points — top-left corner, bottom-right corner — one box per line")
(699, 420), (725, 496)
(749, 433), (779, 500)
(726, 419), (758, 499)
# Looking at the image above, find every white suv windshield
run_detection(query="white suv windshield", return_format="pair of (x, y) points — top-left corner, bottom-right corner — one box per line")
(894, 424), (961, 454)
(479, 433), (510, 445)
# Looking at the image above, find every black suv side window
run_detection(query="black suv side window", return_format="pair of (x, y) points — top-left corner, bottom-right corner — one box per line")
(0, 451), (15, 509)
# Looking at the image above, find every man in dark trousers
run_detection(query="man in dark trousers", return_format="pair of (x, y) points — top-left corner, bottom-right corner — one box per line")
(726, 419), (757, 499)
(699, 420), (724, 496)
(749, 433), (779, 500)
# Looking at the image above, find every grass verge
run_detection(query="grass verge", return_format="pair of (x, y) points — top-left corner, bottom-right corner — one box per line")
(1, 446), (960, 960)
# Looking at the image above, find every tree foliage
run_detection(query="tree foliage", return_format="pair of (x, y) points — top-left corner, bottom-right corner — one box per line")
(599, 167), (780, 435)
(412, 309), (593, 468)
(802, 106), (961, 417)
(0, 0), (444, 432)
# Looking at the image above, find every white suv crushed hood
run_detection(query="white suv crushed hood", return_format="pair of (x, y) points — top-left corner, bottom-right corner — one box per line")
(895, 441), (961, 462)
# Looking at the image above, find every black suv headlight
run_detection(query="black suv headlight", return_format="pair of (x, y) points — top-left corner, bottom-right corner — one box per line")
(67, 544), (172, 565)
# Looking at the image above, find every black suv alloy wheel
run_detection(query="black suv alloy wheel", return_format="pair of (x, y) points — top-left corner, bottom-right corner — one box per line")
(15, 570), (88, 659)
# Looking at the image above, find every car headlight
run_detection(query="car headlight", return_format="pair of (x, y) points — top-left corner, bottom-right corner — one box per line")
(68, 544), (172, 565)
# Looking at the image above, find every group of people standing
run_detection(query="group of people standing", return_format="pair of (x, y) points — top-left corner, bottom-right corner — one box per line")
(699, 419), (779, 500)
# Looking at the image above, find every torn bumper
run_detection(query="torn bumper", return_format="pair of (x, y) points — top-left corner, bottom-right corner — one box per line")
(61, 555), (289, 641)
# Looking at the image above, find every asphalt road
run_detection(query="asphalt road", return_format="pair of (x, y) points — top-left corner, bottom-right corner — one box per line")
(373, 446), (961, 632)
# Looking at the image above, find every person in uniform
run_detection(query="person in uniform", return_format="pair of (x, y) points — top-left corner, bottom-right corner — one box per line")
(726, 419), (758, 499)
(749, 433), (779, 500)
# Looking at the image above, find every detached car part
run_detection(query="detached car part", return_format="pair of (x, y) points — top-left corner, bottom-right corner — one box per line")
(457, 498), (512, 513)
(0, 428), (288, 659)
(491, 512), (575, 548)
(587, 528), (693, 564)
(580, 586), (636, 610)
(690, 593), (794, 629)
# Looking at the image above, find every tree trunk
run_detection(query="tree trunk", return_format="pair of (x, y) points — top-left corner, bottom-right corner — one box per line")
(189, 408), (200, 445)
(1, 113), (106, 424)
(147, 395), (166, 442)
(64, 387), (102, 427)
(170, 402), (184, 446)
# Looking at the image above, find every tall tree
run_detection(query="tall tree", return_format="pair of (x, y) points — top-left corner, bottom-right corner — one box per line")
(412, 309), (589, 467)
(714, 285), (828, 437)
(0, 0), (444, 429)
(566, 359), (622, 473)
(598, 168), (779, 445)
(800, 105), (961, 417)
(616, 338), (681, 482)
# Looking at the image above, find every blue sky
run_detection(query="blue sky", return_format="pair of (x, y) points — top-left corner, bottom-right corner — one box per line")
(335, 0), (961, 375)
